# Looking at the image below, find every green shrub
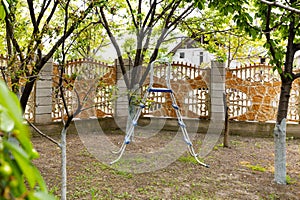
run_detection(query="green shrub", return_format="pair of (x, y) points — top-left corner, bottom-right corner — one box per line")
(0, 81), (55, 200)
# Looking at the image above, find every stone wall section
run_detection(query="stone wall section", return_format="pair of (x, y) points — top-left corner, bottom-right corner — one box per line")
(226, 65), (281, 122)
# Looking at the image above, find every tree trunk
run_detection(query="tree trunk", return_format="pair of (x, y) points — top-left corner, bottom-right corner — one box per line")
(274, 80), (292, 184)
(274, 118), (286, 184)
(61, 127), (67, 200)
(223, 107), (230, 148)
(20, 77), (36, 111)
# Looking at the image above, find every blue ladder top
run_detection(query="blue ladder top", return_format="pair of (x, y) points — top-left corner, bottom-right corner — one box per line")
(147, 87), (173, 93)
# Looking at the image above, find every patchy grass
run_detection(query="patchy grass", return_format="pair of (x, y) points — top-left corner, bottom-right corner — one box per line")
(246, 164), (266, 172)
(213, 143), (224, 151)
(286, 175), (297, 185)
(32, 133), (300, 200)
(112, 170), (133, 179)
(240, 161), (267, 172)
(177, 155), (199, 164)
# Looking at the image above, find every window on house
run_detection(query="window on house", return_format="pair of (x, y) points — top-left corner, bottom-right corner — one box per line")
(199, 52), (204, 64)
(179, 52), (185, 58)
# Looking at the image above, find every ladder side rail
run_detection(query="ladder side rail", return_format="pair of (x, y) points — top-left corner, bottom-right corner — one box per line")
(149, 60), (172, 90)
(170, 93), (191, 145)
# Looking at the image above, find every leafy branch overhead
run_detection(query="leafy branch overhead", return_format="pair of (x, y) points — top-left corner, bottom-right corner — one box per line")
(1, 0), (102, 111)
(95, 0), (196, 89)
(179, 8), (265, 65)
(205, 0), (300, 80)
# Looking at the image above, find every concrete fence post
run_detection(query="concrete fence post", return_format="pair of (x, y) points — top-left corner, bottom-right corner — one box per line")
(35, 59), (53, 123)
(197, 61), (226, 157)
(210, 61), (226, 121)
(114, 59), (132, 118)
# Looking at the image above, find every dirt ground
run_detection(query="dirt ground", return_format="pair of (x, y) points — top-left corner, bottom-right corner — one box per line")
(32, 130), (300, 200)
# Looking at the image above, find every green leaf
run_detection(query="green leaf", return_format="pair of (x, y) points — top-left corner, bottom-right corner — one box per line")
(263, 42), (270, 49)
(0, 4), (5, 19)
(275, 52), (281, 61)
(0, 107), (15, 132)
(0, 0), (11, 19)
(249, 28), (257, 38)
(277, 67), (283, 74)
(0, 80), (53, 199)
(0, 81), (23, 124)
(5, 157), (27, 196)
(4, 141), (47, 190)
(0, 81), (33, 155)
(245, 13), (253, 23)
(32, 191), (57, 200)
(195, 0), (204, 10)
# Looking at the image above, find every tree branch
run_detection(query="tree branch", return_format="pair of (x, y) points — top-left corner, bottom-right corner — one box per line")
(150, 0), (176, 27)
(20, 1), (96, 110)
(260, 0), (300, 14)
(25, 0), (59, 71)
(27, 0), (37, 31)
(293, 72), (300, 79)
(164, 1), (180, 27)
(97, 6), (130, 88)
(265, 5), (281, 69)
(126, 0), (138, 29)
(168, 4), (194, 28)
(142, 0), (157, 28)
(41, 0), (59, 32)
(36, 0), (51, 25)
(28, 120), (61, 148)
(139, 28), (168, 86)
(138, 0), (142, 27)
(294, 43), (300, 52)
(284, 13), (296, 75)
(5, 16), (24, 62)
(37, 1), (95, 71)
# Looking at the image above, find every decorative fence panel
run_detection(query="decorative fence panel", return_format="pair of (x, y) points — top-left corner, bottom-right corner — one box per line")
(288, 72), (300, 122)
(226, 64), (300, 122)
(52, 58), (116, 120)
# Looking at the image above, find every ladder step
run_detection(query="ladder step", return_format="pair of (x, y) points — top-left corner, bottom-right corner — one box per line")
(148, 88), (173, 93)
(125, 136), (131, 144)
(132, 120), (138, 126)
(184, 138), (192, 146)
(172, 104), (179, 110)
(178, 121), (186, 128)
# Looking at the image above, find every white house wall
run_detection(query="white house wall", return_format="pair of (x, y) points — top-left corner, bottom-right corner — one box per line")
(173, 48), (214, 67)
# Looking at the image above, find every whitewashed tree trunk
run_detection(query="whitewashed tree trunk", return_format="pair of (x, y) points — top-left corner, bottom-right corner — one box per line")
(274, 118), (286, 184)
(61, 127), (67, 200)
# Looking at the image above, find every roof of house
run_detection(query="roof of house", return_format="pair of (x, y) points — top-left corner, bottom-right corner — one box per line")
(169, 38), (203, 54)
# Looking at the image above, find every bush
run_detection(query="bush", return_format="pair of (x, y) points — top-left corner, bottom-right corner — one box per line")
(0, 81), (55, 200)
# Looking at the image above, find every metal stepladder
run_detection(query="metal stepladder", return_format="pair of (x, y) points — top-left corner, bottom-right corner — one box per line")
(110, 60), (209, 168)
